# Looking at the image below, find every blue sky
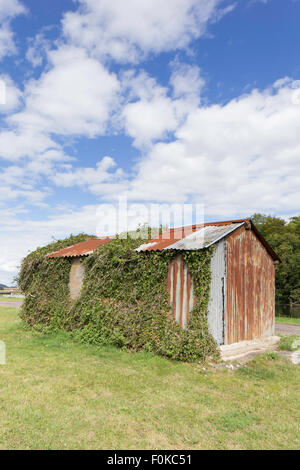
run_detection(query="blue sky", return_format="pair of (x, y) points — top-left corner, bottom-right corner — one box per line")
(0, 0), (300, 284)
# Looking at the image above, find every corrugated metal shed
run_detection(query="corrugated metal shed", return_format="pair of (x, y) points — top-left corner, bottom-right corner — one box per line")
(136, 219), (279, 345)
(47, 218), (280, 347)
(48, 237), (112, 258)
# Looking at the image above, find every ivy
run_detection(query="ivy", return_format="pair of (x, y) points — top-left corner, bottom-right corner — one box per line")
(19, 233), (219, 362)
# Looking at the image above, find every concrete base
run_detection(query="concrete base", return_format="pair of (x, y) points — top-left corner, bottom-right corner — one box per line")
(278, 350), (300, 365)
(219, 336), (280, 362)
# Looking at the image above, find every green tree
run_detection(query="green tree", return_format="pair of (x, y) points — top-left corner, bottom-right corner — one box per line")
(251, 214), (300, 305)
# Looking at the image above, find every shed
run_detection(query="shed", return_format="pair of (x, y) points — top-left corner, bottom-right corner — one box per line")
(48, 219), (280, 345)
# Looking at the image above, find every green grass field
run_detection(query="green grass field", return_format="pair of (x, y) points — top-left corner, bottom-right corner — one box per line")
(0, 306), (299, 450)
(0, 297), (23, 302)
(276, 316), (300, 325)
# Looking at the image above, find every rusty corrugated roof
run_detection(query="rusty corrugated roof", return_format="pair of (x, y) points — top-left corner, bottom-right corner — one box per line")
(136, 219), (280, 261)
(164, 223), (244, 250)
(48, 237), (112, 258)
(136, 221), (243, 252)
(47, 219), (280, 261)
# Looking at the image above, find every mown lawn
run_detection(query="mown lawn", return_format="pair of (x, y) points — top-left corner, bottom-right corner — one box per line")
(0, 306), (299, 450)
(0, 297), (23, 302)
(276, 316), (300, 325)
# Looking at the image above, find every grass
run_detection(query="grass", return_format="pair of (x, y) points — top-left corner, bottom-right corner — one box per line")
(278, 335), (300, 351)
(276, 316), (300, 325)
(0, 297), (23, 302)
(0, 306), (300, 450)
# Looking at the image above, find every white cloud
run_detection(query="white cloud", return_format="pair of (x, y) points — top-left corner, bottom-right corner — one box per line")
(0, 129), (58, 161)
(123, 91), (179, 147)
(0, 0), (26, 60)
(52, 156), (124, 188)
(0, 44), (121, 198)
(0, 148), (76, 208)
(11, 46), (120, 137)
(62, 0), (234, 62)
(170, 61), (205, 103)
(26, 32), (50, 67)
(0, 74), (22, 113)
(124, 79), (300, 217)
(0, 0), (25, 18)
(122, 65), (204, 147)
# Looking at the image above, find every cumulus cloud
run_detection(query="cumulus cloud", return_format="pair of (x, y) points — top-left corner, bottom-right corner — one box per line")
(0, 74), (22, 113)
(124, 79), (300, 217)
(11, 46), (120, 137)
(122, 64), (204, 147)
(25, 32), (51, 67)
(0, 129), (58, 161)
(122, 75), (180, 147)
(52, 156), (125, 193)
(0, 0), (26, 60)
(0, 148), (76, 209)
(62, 0), (234, 62)
(170, 61), (205, 103)
(0, 45), (121, 192)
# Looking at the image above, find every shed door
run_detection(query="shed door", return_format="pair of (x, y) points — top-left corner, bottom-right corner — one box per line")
(167, 255), (195, 330)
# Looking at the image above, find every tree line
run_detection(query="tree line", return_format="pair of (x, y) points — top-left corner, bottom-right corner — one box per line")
(251, 214), (300, 305)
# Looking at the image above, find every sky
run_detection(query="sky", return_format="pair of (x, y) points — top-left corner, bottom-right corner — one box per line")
(0, 0), (300, 285)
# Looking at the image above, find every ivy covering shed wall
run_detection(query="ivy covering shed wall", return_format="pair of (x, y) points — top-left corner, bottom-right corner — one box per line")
(19, 233), (218, 362)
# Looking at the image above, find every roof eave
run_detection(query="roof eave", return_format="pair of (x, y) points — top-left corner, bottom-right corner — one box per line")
(249, 220), (281, 263)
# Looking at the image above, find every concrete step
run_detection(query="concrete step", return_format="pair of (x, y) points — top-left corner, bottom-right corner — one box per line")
(219, 336), (280, 362)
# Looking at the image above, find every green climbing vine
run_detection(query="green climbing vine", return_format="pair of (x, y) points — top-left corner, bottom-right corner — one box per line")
(19, 233), (218, 362)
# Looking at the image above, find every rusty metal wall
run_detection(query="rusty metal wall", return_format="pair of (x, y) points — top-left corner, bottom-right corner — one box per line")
(167, 255), (195, 330)
(167, 251), (226, 343)
(225, 226), (275, 344)
(208, 239), (226, 345)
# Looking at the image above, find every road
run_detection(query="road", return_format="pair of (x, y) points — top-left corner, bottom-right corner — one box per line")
(0, 301), (23, 308)
(275, 323), (300, 336)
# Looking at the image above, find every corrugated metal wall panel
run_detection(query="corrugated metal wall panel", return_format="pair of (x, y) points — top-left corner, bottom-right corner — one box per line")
(225, 226), (275, 344)
(207, 239), (226, 345)
(167, 252), (225, 344)
(167, 255), (195, 329)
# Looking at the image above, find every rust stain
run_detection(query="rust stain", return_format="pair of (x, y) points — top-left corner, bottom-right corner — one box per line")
(48, 237), (112, 258)
(137, 219), (280, 263)
(225, 225), (275, 344)
(166, 255), (195, 329)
